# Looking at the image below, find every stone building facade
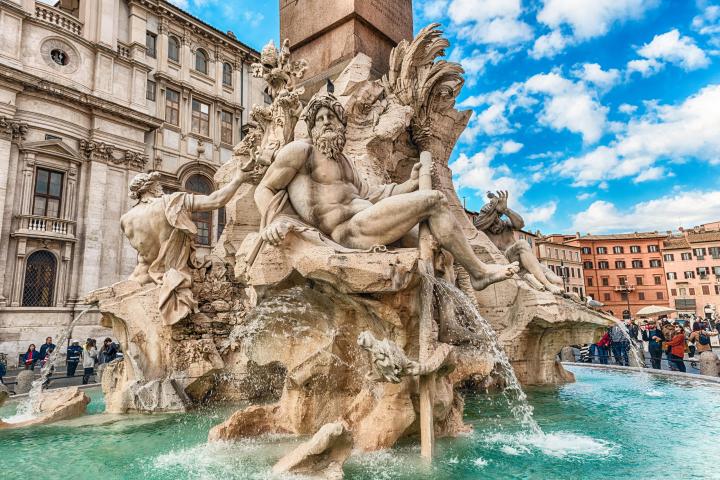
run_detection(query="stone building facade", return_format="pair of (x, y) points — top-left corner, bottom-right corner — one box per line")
(535, 234), (585, 298)
(0, 0), (262, 363)
(662, 225), (720, 318)
(572, 233), (669, 318)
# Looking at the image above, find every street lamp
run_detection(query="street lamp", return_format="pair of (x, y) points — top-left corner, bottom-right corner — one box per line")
(617, 283), (634, 319)
(560, 260), (568, 293)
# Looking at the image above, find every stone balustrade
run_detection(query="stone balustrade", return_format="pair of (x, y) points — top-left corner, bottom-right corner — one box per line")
(16, 214), (75, 237)
(35, 4), (83, 36)
(117, 42), (130, 59)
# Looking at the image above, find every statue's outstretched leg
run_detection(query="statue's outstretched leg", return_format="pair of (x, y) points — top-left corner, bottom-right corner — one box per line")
(333, 190), (518, 290)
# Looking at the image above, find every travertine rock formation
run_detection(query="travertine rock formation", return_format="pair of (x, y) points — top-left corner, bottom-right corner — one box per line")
(0, 387), (89, 429)
(272, 421), (353, 479)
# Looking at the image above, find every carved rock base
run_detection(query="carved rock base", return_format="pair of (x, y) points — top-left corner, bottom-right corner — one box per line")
(0, 387), (89, 429)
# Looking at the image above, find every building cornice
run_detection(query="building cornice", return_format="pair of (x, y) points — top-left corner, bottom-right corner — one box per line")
(129, 0), (260, 60)
(0, 64), (163, 131)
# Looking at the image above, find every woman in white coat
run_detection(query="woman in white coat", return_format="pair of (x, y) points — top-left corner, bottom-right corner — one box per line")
(81, 338), (98, 385)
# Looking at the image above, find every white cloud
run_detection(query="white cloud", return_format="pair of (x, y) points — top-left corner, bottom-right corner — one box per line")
(525, 72), (608, 144)
(626, 58), (664, 77)
(523, 201), (558, 224)
(571, 63), (620, 92)
(529, 30), (568, 59)
(576, 192), (596, 201)
(692, 3), (720, 46)
(537, 0), (658, 39)
(533, 0), (659, 57)
(447, 0), (534, 46)
(420, 0), (450, 18)
(618, 103), (638, 115)
(449, 47), (503, 85)
(451, 147), (529, 199)
(553, 83), (720, 185)
(635, 29), (710, 71)
(571, 191), (720, 234)
(501, 140), (524, 154)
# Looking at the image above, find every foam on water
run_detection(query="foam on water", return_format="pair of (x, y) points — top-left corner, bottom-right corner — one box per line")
(485, 431), (617, 459)
(1, 411), (36, 424)
(645, 389), (665, 397)
(473, 457), (488, 468)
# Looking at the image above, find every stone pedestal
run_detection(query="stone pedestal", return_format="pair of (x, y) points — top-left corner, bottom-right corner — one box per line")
(280, 0), (413, 95)
(15, 369), (34, 394)
(560, 346), (575, 362)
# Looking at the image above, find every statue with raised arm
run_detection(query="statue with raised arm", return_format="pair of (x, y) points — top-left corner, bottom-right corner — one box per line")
(253, 93), (519, 290)
(121, 165), (253, 325)
(473, 191), (564, 295)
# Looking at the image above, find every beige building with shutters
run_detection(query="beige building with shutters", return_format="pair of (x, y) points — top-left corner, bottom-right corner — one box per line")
(0, 0), (263, 362)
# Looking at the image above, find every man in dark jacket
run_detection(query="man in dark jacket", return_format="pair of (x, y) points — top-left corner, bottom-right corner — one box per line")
(38, 337), (56, 361)
(66, 340), (82, 377)
(99, 338), (118, 364)
(642, 320), (665, 369)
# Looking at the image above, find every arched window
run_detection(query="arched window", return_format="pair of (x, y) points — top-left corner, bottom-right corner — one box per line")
(168, 36), (180, 62)
(222, 62), (232, 86)
(22, 250), (57, 307)
(185, 174), (212, 245)
(195, 48), (208, 74)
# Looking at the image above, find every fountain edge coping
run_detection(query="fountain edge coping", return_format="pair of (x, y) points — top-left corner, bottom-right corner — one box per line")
(562, 362), (720, 384)
(6, 383), (101, 401)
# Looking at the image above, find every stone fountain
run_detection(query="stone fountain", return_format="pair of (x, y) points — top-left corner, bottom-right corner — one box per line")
(86, 24), (611, 478)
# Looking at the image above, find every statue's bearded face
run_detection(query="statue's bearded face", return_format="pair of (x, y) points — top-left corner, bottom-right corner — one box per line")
(311, 106), (346, 160)
(146, 181), (164, 199)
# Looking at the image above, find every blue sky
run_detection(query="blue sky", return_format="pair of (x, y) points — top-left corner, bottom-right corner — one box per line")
(171, 0), (720, 235)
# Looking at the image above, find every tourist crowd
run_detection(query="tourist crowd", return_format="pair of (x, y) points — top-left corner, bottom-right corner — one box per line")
(10, 336), (121, 386)
(578, 317), (717, 373)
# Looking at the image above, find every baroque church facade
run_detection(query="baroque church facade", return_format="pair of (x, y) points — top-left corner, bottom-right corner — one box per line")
(0, 0), (263, 361)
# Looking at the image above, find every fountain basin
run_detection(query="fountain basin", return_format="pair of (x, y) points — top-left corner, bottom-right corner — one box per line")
(0, 366), (717, 478)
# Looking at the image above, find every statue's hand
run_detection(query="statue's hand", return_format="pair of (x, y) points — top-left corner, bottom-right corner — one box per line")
(495, 190), (509, 213)
(404, 162), (422, 191)
(261, 220), (295, 245)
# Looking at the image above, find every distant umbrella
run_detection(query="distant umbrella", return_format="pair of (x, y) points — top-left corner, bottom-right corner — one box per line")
(636, 305), (676, 317)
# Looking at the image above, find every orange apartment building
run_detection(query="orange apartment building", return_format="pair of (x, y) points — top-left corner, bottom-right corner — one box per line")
(535, 234), (585, 297)
(662, 226), (720, 318)
(572, 233), (669, 318)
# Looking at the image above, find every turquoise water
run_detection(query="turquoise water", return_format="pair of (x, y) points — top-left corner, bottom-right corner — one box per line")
(1, 367), (718, 479)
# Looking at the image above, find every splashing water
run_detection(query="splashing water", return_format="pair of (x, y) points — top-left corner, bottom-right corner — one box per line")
(14, 306), (96, 419)
(427, 275), (543, 435)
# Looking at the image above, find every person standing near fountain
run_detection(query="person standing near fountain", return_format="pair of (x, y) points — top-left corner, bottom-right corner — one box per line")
(66, 340), (82, 377)
(665, 324), (687, 373)
(254, 93), (519, 291)
(121, 165), (256, 325)
(643, 320), (665, 369)
(81, 339), (98, 385)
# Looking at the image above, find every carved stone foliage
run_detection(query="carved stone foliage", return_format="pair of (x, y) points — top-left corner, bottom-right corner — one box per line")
(0, 117), (29, 141)
(381, 23), (465, 150)
(79, 140), (148, 168)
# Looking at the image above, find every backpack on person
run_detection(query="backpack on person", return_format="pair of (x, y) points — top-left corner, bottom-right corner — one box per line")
(699, 332), (711, 346)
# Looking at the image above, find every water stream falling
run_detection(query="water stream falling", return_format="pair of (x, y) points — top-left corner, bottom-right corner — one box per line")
(427, 275), (543, 435)
(14, 306), (96, 419)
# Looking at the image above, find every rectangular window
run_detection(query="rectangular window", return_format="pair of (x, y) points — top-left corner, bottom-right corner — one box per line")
(603, 293), (611, 301)
(597, 247), (607, 254)
(693, 248), (706, 259)
(582, 247), (591, 254)
(222, 63), (233, 86)
(631, 260), (643, 268)
(613, 246), (624, 254)
(648, 245), (659, 253)
(618, 276), (627, 286)
(714, 266), (720, 276)
(649, 259), (661, 268)
(667, 272), (677, 280)
(146, 31), (157, 58)
(583, 261), (593, 269)
(33, 168), (63, 218)
(191, 99), (210, 136)
(165, 89), (180, 126)
(630, 246), (641, 253)
(697, 267), (709, 277)
(663, 253), (674, 261)
(146, 80), (156, 101)
(656, 291), (664, 300)
(681, 252), (692, 260)
(220, 111), (233, 144)
(615, 260), (626, 269)
(601, 277), (609, 286)
(716, 285), (720, 295)
(217, 207), (226, 240)
(598, 261), (609, 269)
(635, 276), (643, 285)
(45, 134), (62, 141)
(639, 292), (645, 300)
(587, 276), (593, 286)
(689, 288), (696, 296)
(654, 275), (661, 285)
(702, 285), (710, 295)
(684, 271), (695, 279)
(710, 247), (720, 259)
(671, 288), (677, 296)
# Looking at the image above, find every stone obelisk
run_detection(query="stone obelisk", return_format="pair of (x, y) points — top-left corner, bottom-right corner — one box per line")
(280, 0), (413, 92)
